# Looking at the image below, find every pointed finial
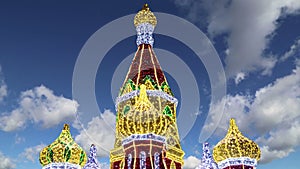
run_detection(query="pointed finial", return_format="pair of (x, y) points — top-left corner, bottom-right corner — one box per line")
(142, 4), (149, 11)
(230, 118), (236, 126)
(63, 123), (70, 131)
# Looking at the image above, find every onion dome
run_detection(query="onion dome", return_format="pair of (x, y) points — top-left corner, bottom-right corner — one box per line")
(39, 124), (87, 168)
(213, 119), (261, 169)
(196, 143), (218, 169)
(83, 144), (101, 169)
(118, 84), (172, 138)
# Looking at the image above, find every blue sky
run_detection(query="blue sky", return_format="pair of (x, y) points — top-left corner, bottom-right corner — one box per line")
(0, 0), (300, 169)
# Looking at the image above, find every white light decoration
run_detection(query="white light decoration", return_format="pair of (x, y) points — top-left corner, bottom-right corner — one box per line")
(136, 23), (155, 46)
(154, 152), (160, 169)
(217, 157), (257, 169)
(127, 153), (132, 169)
(121, 133), (166, 146)
(42, 162), (81, 169)
(115, 90), (178, 111)
(140, 151), (146, 169)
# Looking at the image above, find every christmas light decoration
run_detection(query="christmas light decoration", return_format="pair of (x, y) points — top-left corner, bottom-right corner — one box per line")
(39, 124), (87, 169)
(110, 4), (184, 169)
(196, 143), (218, 169)
(213, 119), (261, 169)
(83, 144), (101, 169)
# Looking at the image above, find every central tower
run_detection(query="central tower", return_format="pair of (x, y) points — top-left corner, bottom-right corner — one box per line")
(110, 4), (184, 169)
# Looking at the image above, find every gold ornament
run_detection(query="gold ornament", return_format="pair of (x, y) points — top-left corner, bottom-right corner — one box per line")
(134, 4), (157, 27)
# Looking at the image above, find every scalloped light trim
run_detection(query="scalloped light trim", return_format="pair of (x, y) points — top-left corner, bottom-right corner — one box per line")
(122, 133), (166, 146)
(217, 157), (257, 169)
(42, 162), (81, 169)
(115, 90), (178, 111)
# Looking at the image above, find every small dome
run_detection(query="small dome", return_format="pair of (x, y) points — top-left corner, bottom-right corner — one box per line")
(213, 119), (261, 163)
(134, 4), (157, 27)
(39, 124), (87, 167)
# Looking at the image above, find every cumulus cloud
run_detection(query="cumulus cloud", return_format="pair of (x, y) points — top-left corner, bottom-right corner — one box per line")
(0, 85), (78, 131)
(234, 72), (246, 85)
(0, 151), (15, 169)
(200, 64), (300, 163)
(173, 0), (300, 78)
(75, 109), (116, 157)
(20, 144), (46, 163)
(183, 156), (201, 169)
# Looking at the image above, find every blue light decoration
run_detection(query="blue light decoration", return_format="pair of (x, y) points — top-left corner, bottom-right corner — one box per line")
(196, 143), (218, 169)
(83, 144), (101, 169)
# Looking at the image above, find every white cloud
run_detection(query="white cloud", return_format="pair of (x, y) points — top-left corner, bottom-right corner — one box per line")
(281, 38), (300, 62)
(234, 72), (246, 84)
(20, 85), (78, 128)
(0, 109), (27, 132)
(183, 156), (201, 169)
(260, 146), (294, 164)
(0, 151), (15, 169)
(0, 85), (78, 131)
(20, 144), (46, 163)
(75, 109), (116, 157)
(173, 0), (300, 78)
(201, 65), (300, 163)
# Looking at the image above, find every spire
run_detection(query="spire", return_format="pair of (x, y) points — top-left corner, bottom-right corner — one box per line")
(83, 144), (101, 169)
(134, 4), (157, 46)
(213, 119), (261, 169)
(196, 143), (218, 169)
(39, 124), (87, 168)
(110, 4), (184, 168)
